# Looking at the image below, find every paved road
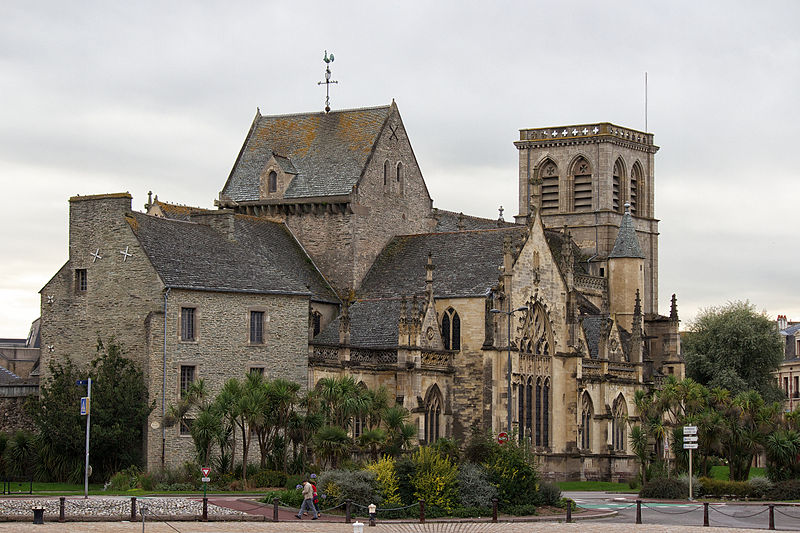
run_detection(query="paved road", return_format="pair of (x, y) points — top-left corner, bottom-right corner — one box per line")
(566, 491), (800, 531)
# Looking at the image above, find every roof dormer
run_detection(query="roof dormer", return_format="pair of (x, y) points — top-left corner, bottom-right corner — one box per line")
(259, 153), (297, 199)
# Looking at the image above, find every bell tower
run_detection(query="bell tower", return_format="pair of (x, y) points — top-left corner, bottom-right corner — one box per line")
(513, 123), (660, 314)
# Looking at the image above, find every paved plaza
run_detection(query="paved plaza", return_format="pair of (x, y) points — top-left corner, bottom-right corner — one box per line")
(0, 521), (774, 533)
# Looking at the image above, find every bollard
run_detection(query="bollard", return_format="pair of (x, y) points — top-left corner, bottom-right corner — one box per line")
(635, 499), (642, 524)
(703, 502), (709, 527)
(353, 520), (364, 533)
(566, 498), (572, 523)
(59, 497), (65, 523)
(345, 499), (352, 523)
(131, 496), (137, 521)
(32, 507), (44, 525)
(273, 498), (279, 522)
(419, 499), (425, 524)
(202, 496), (208, 522)
(769, 504), (775, 530)
(492, 498), (498, 523)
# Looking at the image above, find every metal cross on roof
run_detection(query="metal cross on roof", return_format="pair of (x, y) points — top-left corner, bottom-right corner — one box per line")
(317, 50), (338, 113)
(91, 248), (102, 262)
(119, 246), (133, 261)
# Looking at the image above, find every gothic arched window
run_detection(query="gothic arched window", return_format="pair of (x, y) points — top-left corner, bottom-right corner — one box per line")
(538, 160), (559, 214)
(354, 381), (368, 438)
(311, 310), (322, 337)
(383, 160), (390, 189)
(519, 303), (553, 356)
(268, 171), (278, 193)
(612, 159), (624, 212)
(396, 162), (403, 196)
(581, 392), (593, 450)
(612, 395), (628, 451)
(571, 157), (592, 212)
(441, 308), (460, 350)
(424, 385), (443, 443)
(542, 378), (550, 447)
(630, 161), (642, 215)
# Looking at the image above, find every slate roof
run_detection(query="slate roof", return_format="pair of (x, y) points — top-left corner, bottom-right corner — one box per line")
(609, 208), (645, 259)
(581, 316), (604, 359)
(221, 105), (392, 202)
(359, 227), (529, 299)
(151, 200), (215, 221)
(314, 299), (403, 348)
(432, 209), (515, 232)
(780, 324), (800, 336)
(0, 365), (20, 384)
(128, 213), (337, 302)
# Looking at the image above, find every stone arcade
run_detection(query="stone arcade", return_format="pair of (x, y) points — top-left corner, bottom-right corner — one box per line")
(40, 101), (683, 480)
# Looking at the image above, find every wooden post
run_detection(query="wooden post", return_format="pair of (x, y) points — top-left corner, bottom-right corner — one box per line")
(419, 499), (425, 524)
(703, 502), (709, 527)
(345, 500), (352, 523)
(636, 499), (642, 524)
(202, 496), (208, 522)
(130, 497), (137, 521)
(566, 499), (572, 523)
(492, 498), (498, 522)
(769, 504), (775, 530)
(59, 497), (65, 523)
(273, 498), (279, 522)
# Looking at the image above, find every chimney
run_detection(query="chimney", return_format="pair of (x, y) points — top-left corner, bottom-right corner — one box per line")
(191, 210), (236, 241)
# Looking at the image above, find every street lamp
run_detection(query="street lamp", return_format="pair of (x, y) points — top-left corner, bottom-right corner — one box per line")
(490, 304), (528, 434)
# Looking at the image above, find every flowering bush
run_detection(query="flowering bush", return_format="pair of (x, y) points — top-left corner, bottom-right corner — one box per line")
(366, 455), (402, 505)
(457, 463), (497, 509)
(485, 440), (539, 507)
(410, 446), (459, 511)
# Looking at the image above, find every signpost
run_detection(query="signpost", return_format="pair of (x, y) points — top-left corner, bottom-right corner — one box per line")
(683, 426), (698, 500)
(201, 467), (211, 498)
(77, 378), (92, 499)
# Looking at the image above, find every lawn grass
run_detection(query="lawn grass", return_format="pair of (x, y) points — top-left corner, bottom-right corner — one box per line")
(707, 466), (766, 480)
(556, 481), (633, 492)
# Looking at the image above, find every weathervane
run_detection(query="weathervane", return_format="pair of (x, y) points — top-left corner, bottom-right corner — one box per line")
(318, 50), (338, 113)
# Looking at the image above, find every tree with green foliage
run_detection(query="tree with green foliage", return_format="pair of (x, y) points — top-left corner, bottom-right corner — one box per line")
(28, 338), (153, 482)
(684, 301), (784, 402)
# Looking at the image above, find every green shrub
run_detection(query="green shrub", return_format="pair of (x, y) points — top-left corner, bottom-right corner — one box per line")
(154, 482), (194, 491)
(395, 456), (416, 505)
(318, 469), (381, 507)
(449, 506), (492, 518)
(504, 503), (538, 516)
(463, 427), (495, 464)
(457, 463), (498, 509)
(261, 488), (304, 507)
(639, 478), (687, 499)
(698, 477), (752, 498)
(107, 466), (142, 491)
(250, 469), (287, 488)
(410, 446), (459, 511)
(765, 479), (800, 501)
(537, 481), (561, 506)
(285, 474), (304, 489)
(676, 474), (700, 499)
(430, 437), (461, 464)
(747, 477), (773, 498)
(485, 440), (538, 507)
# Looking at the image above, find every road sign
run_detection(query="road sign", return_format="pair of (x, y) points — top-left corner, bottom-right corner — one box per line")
(201, 467), (211, 478)
(76, 380), (88, 386)
(683, 425), (698, 435)
(683, 443), (698, 449)
(497, 432), (509, 444)
(80, 397), (89, 415)
(683, 436), (698, 442)
(201, 477), (210, 483)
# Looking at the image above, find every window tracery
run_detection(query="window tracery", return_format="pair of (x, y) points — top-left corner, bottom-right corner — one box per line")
(441, 308), (460, 350)
(424, 384), (443, 443)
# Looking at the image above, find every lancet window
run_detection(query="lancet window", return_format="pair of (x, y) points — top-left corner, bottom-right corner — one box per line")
(441, 308), (461, 350)
(580, 392), (593, 450)
(571, 157), (592, 212)
(612, 159), (624, 212)
(424, 384), (443, 443)
(630, 162), (642, 215)
(612, 395), (628, 451)
(539, 160), (559, 214)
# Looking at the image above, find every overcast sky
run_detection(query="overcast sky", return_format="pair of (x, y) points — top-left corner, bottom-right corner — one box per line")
(1, 1), (798, 338)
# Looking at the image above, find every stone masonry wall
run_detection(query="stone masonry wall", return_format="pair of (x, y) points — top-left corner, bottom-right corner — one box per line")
(146, 289), (310, 470)
(285, 106), (433, 293)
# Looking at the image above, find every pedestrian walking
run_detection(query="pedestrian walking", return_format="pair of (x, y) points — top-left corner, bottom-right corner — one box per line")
(296, 480), (318, 520)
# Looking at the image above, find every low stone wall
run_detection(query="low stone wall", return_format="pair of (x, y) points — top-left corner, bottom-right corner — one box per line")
(0, 395), (36, 434)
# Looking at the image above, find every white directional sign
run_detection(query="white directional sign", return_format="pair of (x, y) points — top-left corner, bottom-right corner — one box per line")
(683, 436), (698, 442)
(683, 425), (698, 435)
(683, 443), (698, 449)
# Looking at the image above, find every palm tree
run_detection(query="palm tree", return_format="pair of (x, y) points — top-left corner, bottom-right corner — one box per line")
(314, 425), (352, 468)
(358, 427), (387, 460)
(629, 425), (649, 483)
(191, 405), (223, 466)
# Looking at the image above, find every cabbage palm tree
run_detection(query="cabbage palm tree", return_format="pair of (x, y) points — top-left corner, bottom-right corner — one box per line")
(314, 425), (351, 468)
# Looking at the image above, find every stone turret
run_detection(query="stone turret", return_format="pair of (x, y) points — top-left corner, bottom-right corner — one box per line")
(608, 203), (645, 331)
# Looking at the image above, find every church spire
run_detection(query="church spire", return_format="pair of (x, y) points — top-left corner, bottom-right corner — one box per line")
(609, 203), (645, 259)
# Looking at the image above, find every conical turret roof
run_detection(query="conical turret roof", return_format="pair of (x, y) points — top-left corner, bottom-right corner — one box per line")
(609, 204), (645, 259)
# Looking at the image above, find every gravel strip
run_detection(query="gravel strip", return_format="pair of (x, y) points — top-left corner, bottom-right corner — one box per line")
(0, 497), (248, 519)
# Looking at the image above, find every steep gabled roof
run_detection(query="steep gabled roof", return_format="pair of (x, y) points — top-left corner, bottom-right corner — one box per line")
(128, 213), (337, 302)
(149, 199), (215, 221)
(432, 209), (515, 232)
(359, 227), (529, 299)
(221, 105), (392, 202)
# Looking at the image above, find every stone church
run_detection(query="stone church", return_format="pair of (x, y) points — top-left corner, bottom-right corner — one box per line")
(40, 100), (683, 480)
